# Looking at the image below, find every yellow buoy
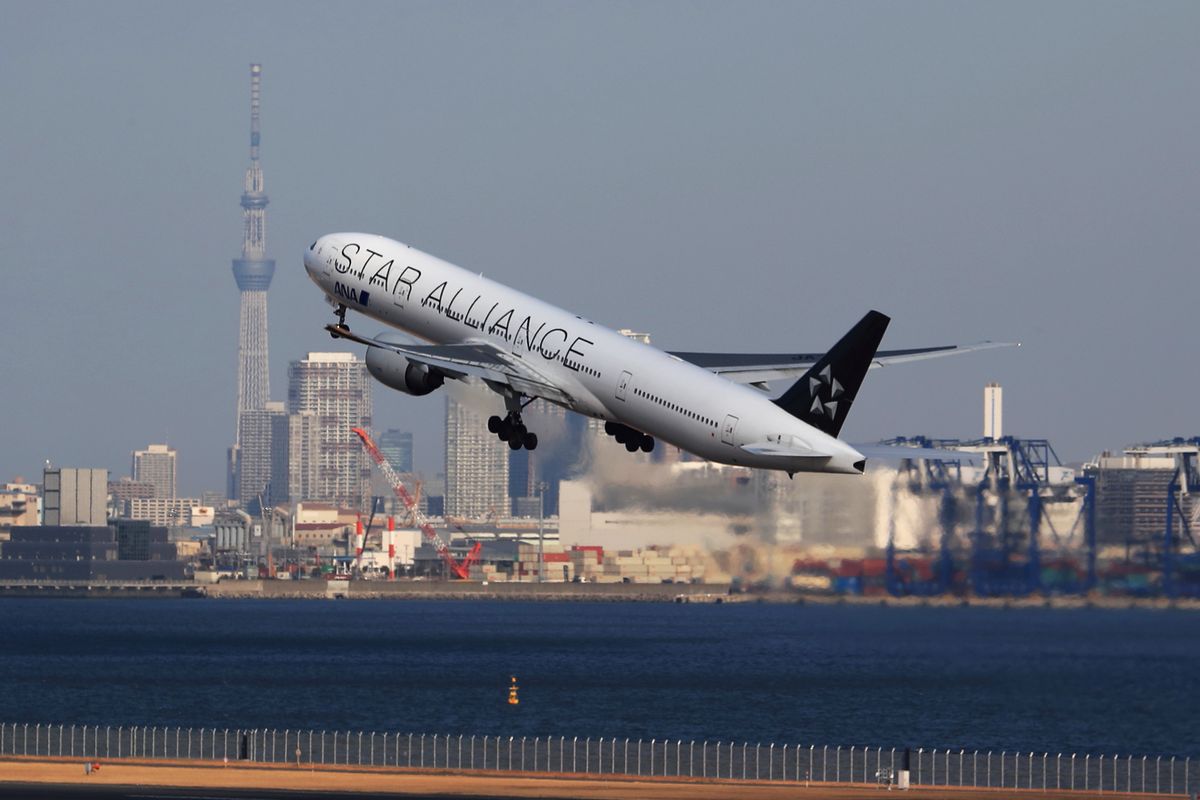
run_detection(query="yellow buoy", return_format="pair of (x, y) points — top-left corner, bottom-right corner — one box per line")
(507, 675), (520, 705)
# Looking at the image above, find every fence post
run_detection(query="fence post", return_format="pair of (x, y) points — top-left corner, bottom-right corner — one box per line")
(650, 739), (654, 776)
(1171, 756), (1176, 795)
(836, 745), (841, 782)
(715, 741), (719, 779)
(1043, 753), (1047, 791)
(823, 745), (827, 782)
(770, 743), (775, 781)
(561, 736), (565, 773)
(1085, 754), (1090, 791)
(637, 738), (642, 776)
(507, 736), (513, 771)
(1157, 756), (1162, 794)
(573, 736), (578, 773)
(810, 745), (814, 784)
(692, 741), (696, 778)
(625, 738), (629, 776)
(481, 735), (486, 770)
(703, 741), (707, 778)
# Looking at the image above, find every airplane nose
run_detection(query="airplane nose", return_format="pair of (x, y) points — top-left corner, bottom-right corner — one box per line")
(304, 236), (324, 276)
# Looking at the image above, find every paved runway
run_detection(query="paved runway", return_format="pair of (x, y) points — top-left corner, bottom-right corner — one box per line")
(0, 757), (1162, 800)
(0, 783), (529, 800)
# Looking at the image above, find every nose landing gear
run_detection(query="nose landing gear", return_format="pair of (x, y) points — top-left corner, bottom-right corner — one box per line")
(489, 412), (538, 451)
(329, 304), (350, 338)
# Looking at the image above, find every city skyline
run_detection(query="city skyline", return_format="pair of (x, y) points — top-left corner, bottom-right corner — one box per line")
(4, 3), (1199, 494)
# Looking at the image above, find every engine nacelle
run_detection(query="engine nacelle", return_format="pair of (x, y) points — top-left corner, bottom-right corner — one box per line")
(365, 345), (445, 396)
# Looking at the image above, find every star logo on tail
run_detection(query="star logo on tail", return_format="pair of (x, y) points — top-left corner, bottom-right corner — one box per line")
(807, 364), (844, 420)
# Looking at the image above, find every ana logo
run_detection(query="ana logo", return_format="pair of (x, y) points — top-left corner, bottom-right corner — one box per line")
(808, 364), (843, 419)
(334, 282), (369, 306)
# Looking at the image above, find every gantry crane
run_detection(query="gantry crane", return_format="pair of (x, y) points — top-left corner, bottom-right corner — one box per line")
(352, 427), (481, 579)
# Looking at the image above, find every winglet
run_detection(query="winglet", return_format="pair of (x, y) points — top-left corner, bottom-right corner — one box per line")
(773, 310), (890, 437)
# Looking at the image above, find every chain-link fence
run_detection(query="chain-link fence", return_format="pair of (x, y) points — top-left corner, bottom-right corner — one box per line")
(0, 721), (1192, 795)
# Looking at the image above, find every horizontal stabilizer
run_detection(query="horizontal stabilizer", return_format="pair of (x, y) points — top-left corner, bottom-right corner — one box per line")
(740, 442), (831, 462)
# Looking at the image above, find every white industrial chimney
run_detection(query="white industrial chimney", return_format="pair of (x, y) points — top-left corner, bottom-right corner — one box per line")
(984, 383), (1003, 440)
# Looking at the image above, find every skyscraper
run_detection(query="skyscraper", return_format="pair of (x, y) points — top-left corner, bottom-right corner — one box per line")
(445, 396), (509, 519)
(132, 444), (177, 499)
(287, 353), (373, 510)
(229, 63), (275, 497)
(236, 402), (285, 510)
(379, 430), (414, 474)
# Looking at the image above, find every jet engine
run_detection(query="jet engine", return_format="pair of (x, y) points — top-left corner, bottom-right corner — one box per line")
(365, 345), (445, 396)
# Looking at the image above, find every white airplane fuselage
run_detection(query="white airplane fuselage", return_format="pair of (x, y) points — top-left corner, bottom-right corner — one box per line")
(303, 233), (865, 474)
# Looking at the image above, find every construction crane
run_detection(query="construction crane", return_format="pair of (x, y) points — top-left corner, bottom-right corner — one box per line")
(352, 427), (481, 579)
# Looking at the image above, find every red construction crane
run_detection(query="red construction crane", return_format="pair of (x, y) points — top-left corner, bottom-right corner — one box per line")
(352, 427), (481, 580)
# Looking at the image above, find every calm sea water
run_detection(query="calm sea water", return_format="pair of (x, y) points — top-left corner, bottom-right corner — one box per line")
(0, 599), (1194, 756)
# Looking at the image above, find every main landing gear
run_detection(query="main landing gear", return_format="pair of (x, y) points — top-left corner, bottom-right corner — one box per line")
(605, 421), (654, 453)
(488, 412), (538, 451)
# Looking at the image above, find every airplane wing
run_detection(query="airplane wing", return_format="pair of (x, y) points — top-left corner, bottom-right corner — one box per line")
(326, 325), (575, 405)
(669, 341), (1018, 388)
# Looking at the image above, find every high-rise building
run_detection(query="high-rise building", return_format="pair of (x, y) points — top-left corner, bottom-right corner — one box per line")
(284, 411), (320, 504)
(379, 430), (414, 474)
(132, 444), (177, 499)
(228, 63), (276, 497)
(445, 395), (509, 519)
(237, 402), (285, 510)
(287, 353), (372, 509)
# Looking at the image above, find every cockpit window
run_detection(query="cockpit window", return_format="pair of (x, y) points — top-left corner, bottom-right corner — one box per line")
(309, 241), (318, 251)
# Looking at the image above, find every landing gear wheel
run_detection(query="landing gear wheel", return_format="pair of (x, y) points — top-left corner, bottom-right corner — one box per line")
(523, 432), (538, 451)
(614, 428), (629, 445)
(487, 415), (502, 434)
(508, 437), (522, 451)
(625, 439), (639, 453)
(640, 436), (654, 453)
(604, 421), (618, 436)
(497, 421), (512, 441)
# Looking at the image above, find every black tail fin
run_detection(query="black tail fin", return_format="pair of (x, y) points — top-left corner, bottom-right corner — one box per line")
(773, 310), (890, 437)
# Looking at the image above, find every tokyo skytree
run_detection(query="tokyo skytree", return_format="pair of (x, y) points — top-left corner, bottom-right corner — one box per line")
(231, 63), (275, 445)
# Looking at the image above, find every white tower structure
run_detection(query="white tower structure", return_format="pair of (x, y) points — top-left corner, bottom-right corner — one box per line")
(984, 382), (1003, 440)
(229, 64), (276, 497)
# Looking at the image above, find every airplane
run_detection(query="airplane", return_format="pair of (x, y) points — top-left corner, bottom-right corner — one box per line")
(303, 233), (1011, 477)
